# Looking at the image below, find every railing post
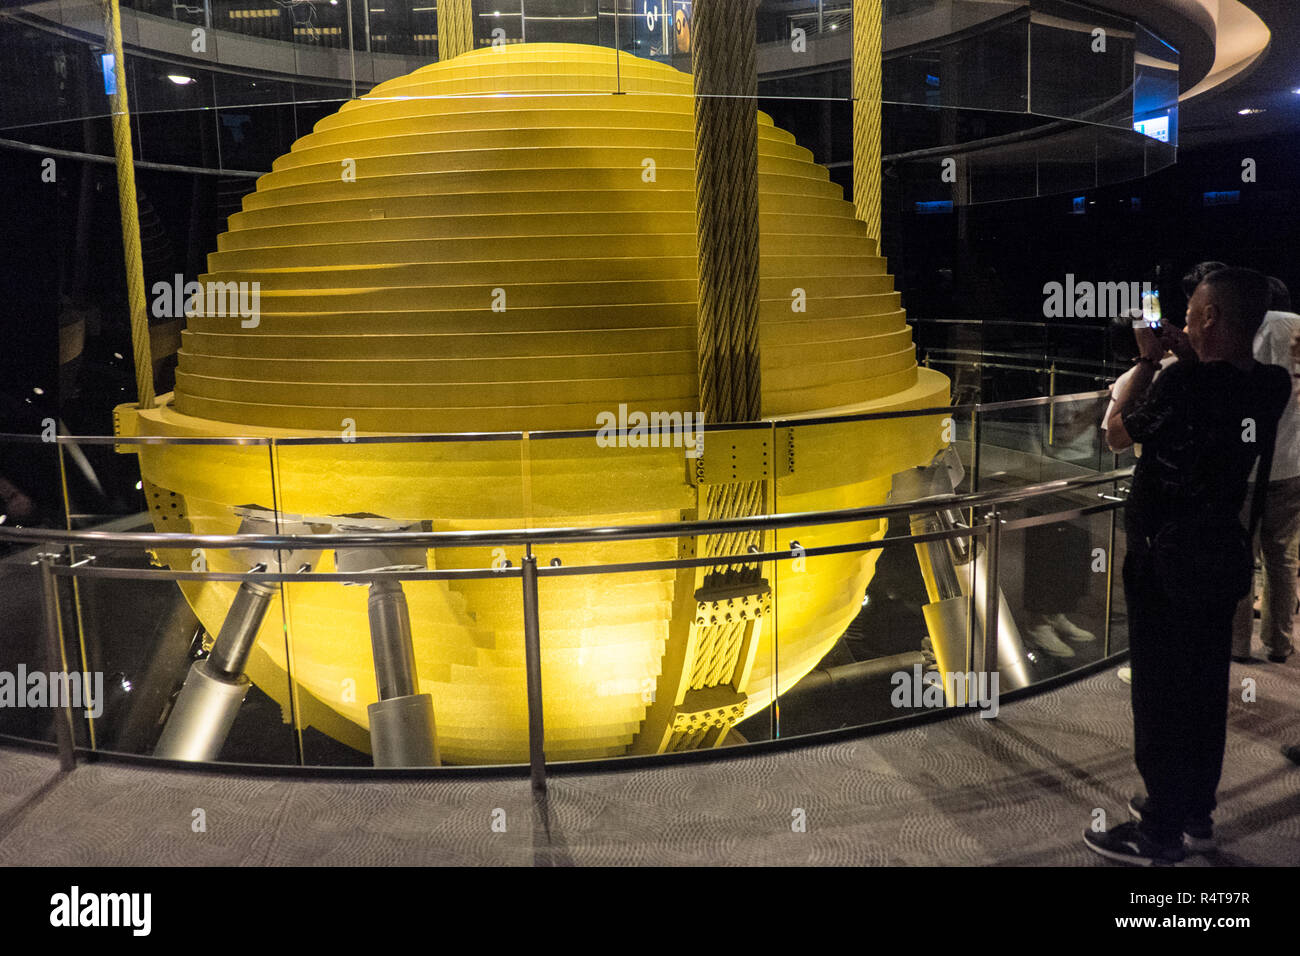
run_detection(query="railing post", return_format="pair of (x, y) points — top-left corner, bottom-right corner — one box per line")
(38, 554), (77, 771)
(1104, 504), (1116, 656)
(1047, 362), (1058, 446)
(521, 545), (547, 791)
(981, 509), (1000, 676)
(965, 530), (977, 675)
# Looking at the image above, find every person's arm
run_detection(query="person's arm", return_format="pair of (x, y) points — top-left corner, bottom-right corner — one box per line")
(1104, 370), (1135, 452)
(1106, 411), (1134, 453)
(1106, 325), (1165, 445)
(1107, 360), (1159, 437)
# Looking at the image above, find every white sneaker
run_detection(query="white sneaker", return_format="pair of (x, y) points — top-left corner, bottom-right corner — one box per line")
(1026, 623), (1075, 657)
(1046, 613), (1095, 643)
(1117, 666), (1132, 684)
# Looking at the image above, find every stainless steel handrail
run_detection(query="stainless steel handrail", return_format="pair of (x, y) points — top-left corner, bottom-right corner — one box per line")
(0, 469), (1132, 551)
(0, 386), (1113, 447)
(9, 467), (1130, 776)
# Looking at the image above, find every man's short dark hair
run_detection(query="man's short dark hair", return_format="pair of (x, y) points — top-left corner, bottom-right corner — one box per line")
(1266, 276), (1292, 313)
(1199, 267), (1271, 340)
(1182, 260), (1229, 298)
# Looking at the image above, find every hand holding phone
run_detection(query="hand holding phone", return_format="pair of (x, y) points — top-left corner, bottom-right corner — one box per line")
(1134, 324), (1163, 363)
(1159, 324), (1195, 363)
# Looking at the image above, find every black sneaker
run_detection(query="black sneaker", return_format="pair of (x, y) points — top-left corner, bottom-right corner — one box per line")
(1084, 821), (1185, 866)
(1129, 795), (1215, 853)
(1267, 648), (1293, 664)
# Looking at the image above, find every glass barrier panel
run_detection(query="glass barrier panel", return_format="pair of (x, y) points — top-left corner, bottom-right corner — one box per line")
(273, 434), (528, 766)
(1042, 391), (1109, 475)
(68, 438), (298, 763)
(1134, 21), (1179, 149)
(0, 435), (72, 746)
(210, 72), (302, 175)
(770, 406), (954, 734)
(528, 423), (771, 760)
(1028, 0), (1134, 131)
(0, 559), (73, 747)
(532, 557), (683, 761)
(995, 507), (1113, 678)
(975, 396), (1048, 486)
(761, 517), (983, 736)
(884, 3), (1029, 114)
(129, 54), (215, 169)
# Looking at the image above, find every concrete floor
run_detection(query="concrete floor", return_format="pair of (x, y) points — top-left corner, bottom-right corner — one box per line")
(1, 658), (1297, 866)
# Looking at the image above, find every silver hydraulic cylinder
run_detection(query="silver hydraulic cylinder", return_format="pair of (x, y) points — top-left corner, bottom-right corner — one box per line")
(154, 511), (317, 762)
(154, 580), (275, 761)
(365, 579), (439, 767)
(890, 448), (1031, 699)
(335, 525), (440, 768)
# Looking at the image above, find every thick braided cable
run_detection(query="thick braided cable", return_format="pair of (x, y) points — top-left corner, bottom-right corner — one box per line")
(852, 0), (883, 244)
(103, 0), (154, 409)
(438, 0), (475, 61)
(693, 0), (761, 427)
(687, 1), (766, 696)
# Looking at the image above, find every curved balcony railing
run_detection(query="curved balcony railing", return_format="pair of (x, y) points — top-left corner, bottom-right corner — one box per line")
(3, 0), (1178, 199)
(0, 386), (1135, 779)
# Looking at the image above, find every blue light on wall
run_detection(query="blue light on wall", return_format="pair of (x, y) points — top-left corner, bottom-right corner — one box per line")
(1202, 190), (1241, 207)
(914, 200), (953, 215)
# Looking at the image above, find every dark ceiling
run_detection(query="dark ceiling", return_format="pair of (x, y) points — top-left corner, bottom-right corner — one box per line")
(1179, 0), (1300, 148)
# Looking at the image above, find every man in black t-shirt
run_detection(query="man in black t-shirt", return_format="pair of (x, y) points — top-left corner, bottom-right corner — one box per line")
(1085, 268), (1292, 865)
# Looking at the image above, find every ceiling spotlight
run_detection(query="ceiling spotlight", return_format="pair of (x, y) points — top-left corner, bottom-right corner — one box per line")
(1237, 107), (1265, 115)
(167, 74), (195, 85)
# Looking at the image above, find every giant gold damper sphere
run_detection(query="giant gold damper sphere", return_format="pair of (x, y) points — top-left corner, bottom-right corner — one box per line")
(115, 43), (951, 764)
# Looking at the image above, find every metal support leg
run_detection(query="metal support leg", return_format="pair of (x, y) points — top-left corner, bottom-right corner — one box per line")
(155, 510), (319, 762)
(522, 547), (547, 792)
(155, 578), (276, 762)
(366, 579), (438, 767)
(38, 555), (76, 771)
(893, 451), (1028, 698)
